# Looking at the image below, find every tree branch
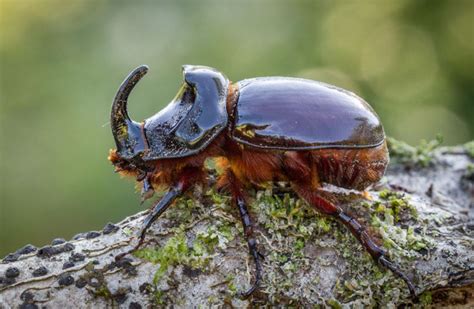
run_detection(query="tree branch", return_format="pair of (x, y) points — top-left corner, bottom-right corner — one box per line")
(1, 144), (473, 307)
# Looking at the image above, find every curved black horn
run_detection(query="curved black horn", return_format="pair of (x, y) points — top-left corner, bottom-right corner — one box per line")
(111, 65), (148, 158)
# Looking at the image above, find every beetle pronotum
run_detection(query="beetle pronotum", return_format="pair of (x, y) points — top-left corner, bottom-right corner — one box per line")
(109, 65), (415, 297)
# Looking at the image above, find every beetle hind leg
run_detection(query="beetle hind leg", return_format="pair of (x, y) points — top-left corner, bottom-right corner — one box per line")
(294, 184), (416, 297)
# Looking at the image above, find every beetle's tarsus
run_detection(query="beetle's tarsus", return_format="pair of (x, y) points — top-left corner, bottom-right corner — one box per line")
(379, 255), (416, 297)
(239, 275), (261, 299)
(115, 181), (184, 261)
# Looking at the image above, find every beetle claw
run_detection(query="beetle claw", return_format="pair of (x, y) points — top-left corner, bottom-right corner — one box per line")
(238, 282), (260, 299)
(140, 176), (155, 204)
(378, 255), (416, 297)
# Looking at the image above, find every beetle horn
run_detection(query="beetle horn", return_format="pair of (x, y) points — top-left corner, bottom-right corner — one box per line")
(111, 65), (148, 159)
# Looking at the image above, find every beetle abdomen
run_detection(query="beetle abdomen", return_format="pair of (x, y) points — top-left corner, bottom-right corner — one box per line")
(311, 143), (389, 190)
(232, 78), (385, 150)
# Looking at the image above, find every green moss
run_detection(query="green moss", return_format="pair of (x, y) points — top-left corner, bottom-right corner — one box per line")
(419, 291), (432, 305)
(326, 299), (342, 309)
(122, 227), (133, 236)
(387, 135), (443, 167)
(371, 212), (434, 259)
(135, 224), (235, 284)
(377, 189), (418, 221)
(135, 229), (195, 283)
(462, 163), (474, 182)
(153, 290), (165, 305)
(94, 285), (112, 299)
(464, 141), (474, 158)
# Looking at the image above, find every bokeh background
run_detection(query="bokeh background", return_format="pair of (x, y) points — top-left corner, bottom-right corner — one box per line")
(1, 0), (473, 256)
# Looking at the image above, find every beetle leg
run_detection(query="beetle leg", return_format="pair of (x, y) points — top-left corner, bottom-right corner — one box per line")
(140, 174), (155, 204)
(224, 170), (263, 298)
(116, 168), (197, 261)
(235, 195), (263, 298)
(294, 185), (416, 297)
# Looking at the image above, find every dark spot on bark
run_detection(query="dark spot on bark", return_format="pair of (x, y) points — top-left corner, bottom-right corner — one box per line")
(418, 248), (429, 256)
(113, 289), (128, 304)
(1, 276), (16, 285)
(51, 238), (66, 246)
(75, 277), (87, 289)
(107, 258), (137, 276)
(20, 290), (35, 302)
(63, 261), (75, 269)
(92, 260), (99, 265)
(103, 222), (120, 234)
(139, 282), (153, 294)
(466, 221), (474, 230)
(425, 184), (434, 197)
(16, 244), (37, 255)
(182, 265), (202, 278)
(37, 243), (75, 258)
(19, 304), (38, 309)
(2, 253), (19, 262)
(69, 252), (86, 262)
(32, 266), (48, 277)
(58, 274), (74, 286)
(86, 231), (101, 239)
(116, 258), (137, 276)
(129, 302), (142, 309)
(5, 267), (20, 278)
(73, 232), (87, 240)
(89, 277), (100, 288)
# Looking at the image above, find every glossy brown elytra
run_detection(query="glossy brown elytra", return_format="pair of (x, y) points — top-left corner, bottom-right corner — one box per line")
(109, 65), (415, 297)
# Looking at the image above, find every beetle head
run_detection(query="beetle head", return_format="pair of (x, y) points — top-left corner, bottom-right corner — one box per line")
(110, 65), (229, 170)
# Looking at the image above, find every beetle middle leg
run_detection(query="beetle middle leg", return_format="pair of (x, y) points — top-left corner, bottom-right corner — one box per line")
(220, 169), (263, 298)
(293, 184), (416, 296)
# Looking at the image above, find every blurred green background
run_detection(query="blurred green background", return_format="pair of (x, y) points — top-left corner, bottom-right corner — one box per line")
(1, 0), (473, 256)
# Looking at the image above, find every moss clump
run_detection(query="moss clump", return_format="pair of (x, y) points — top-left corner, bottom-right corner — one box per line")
(135, 220), (235, 284)
(387, 135), (443, 167)
(377, 189), (418, 222)
(462, 163), (474, 182)
(370, 191), (434, 258)
(464, 141), (474, 158)
(254, 190), (332, 239)
(419, 291), (433, 305)
(94, 285), (112, 299)
(135, 229), (198, 283)
(326, 298), (342, 309)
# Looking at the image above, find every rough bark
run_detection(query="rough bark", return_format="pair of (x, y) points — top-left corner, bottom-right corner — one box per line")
(1, 144), (473, 308)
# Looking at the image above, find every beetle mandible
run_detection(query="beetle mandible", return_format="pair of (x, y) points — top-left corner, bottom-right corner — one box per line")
(109, 65), (415, 297)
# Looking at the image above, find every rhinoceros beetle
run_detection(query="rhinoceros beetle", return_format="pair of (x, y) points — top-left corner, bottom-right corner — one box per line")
(109, 65), (415, 297)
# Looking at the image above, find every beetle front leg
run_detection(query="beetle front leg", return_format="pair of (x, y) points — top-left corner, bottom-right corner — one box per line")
(294, 185), (416, 296)
(116, 168), (198, 261)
